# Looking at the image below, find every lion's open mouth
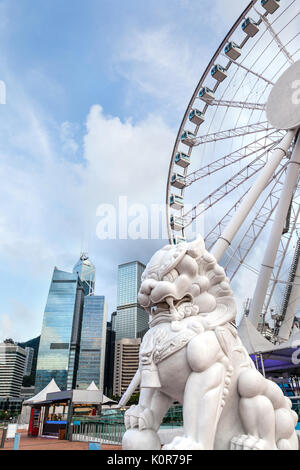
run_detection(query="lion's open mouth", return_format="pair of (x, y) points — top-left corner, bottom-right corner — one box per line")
(150, 295), (192, 317)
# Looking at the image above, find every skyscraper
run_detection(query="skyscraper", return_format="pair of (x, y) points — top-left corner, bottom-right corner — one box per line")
(23, 347), (34, 377)
(0, 340), (26, 398)
(76, 296), (107, 390)
(35, 267), (85, 392)
(104, 314), (116, 397)
(113, 338), (141, 397)
(73, 253), (96, 296)
(115, 261), (149, 341)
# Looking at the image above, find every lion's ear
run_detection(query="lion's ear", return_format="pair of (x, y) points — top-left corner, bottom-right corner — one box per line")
(186, 236), (205, 259)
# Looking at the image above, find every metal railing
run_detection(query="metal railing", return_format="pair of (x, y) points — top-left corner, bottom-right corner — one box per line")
(71, 420), (125, 445)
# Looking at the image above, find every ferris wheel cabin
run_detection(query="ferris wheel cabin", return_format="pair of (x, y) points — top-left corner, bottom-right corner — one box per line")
(199, 87), (215, 103)
(224, 42), (241, 60)
(175, 152), (190, 169)
(211, 64), (227, 82)
(242, 18), (260, 37)
(171, 173), (186, 190)
(170, 194), (184, 210)
(189, 109), (205, 126)
(173, 236), (186, 245)
(181, 130), (195, 146)
(170, 215), (185, 232)
(261, 0), (280, 14)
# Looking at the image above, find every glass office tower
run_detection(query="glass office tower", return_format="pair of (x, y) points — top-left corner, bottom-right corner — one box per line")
(76, 296), (107, 390)
(35, 268), (85, 392)
(73, 253), (96, 296)
(115, 261), (149, 341)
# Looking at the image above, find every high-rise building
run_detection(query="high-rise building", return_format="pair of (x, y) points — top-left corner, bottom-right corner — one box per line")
(73, 253), (96, 296)
(0, 340), (26, 398)
(115, 261), (149, 341)
(23, 347), (34, 377)
(35, 267), (85, 392)
(18, 336), (40, 387)
(113, 338), (141, 397)
(104, 315), (116, 397)
(76, 296), (107, 391)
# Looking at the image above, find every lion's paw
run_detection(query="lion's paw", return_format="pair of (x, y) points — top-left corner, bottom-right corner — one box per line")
(124, 405), (154, 431)
(163, 436), (204, 450)
(230, 434), (276, 450)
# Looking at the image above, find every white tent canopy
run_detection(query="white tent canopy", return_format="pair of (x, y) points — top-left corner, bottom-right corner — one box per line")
(86, 381), (99, 391)
(23, 379), (61, 405)
(238, 316), (300, 355)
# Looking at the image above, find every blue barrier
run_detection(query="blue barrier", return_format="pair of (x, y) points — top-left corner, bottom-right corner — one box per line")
(89, 442), (101, 450)
(13, 433), (20, 450)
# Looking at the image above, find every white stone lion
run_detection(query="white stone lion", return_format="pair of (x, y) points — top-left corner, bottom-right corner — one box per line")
(121, 236), (299, 450)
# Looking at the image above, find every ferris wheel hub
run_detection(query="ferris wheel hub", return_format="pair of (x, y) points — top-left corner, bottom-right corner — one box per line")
(266, 61), (300, 130)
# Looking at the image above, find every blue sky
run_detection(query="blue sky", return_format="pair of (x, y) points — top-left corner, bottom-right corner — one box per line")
(0, 0), (251, 342)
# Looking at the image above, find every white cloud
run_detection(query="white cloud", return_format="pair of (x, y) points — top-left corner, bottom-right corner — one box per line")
(60, 121), (80, 155)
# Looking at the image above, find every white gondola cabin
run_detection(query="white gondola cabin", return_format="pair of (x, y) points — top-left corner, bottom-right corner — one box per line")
(199, 87), (215, 103)
(175, 152), (190, 169)
(173, 236), (186, 245)
(189, 109), (205, 126)
(211, 64), (227, 82)
(242, 18), (259, 37)
(171, 173), (186, 190)
(170, 215), (184, 232)
(170, 194), (184, 210)
(261, 0), (280, 14)
(224, 42), (241, 60)
(181, 131), (195, 147)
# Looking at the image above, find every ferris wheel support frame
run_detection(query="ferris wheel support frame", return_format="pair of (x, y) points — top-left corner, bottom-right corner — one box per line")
(211, 129), (297, 262)
(278, 239), (300, 341)
(248, 131), (300, 328)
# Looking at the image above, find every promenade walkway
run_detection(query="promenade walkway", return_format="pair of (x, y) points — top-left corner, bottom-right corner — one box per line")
(0, 431), (121, 451)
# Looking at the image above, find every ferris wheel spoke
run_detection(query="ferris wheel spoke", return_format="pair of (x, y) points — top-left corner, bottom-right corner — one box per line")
(225, 166), (287, 281)
(201, 99), (266, 111)
(254, 7), (296, 65)
(185, 131), (283, 187)
(186, 121), (271, 147)
(183, 141), (281, 228)
(220, 53), (275, 86)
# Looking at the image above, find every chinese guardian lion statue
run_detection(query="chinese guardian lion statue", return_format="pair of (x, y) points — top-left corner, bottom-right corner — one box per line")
(121, 236), (298, 451)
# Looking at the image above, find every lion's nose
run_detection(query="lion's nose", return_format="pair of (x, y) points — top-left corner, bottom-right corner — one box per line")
(139, 279), (157, 295)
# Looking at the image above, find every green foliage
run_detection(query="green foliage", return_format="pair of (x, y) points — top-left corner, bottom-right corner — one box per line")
(127, 393), (140, 406)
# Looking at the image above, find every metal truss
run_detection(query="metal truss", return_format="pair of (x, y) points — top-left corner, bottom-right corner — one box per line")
(221, 54), (275, 86)
(185, 130), (283, 187)
(255, 7), (295, 65)
(263, 201), (300, 315)
(182, 139), (282, 227)
(208, 99), (266, 111)
(187, 121), (271, 147)
(224, 166), (287, 281)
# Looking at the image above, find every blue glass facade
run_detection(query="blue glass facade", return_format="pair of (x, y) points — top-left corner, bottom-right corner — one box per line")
(35, 268), (83, 392)
(117, 262), (144, 307)
(73, 254), (96, 296)
(115, 262), (149, 341)
(76, 296), (107, 390)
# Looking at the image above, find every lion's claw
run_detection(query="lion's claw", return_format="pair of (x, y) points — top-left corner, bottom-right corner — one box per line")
(124, 405), (154, 431)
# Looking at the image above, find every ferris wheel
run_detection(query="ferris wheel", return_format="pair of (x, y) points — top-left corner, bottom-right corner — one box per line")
(166, 0), (300, 343)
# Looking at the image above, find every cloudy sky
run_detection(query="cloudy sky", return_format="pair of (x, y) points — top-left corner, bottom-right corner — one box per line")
(0, 0), (260, 342)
